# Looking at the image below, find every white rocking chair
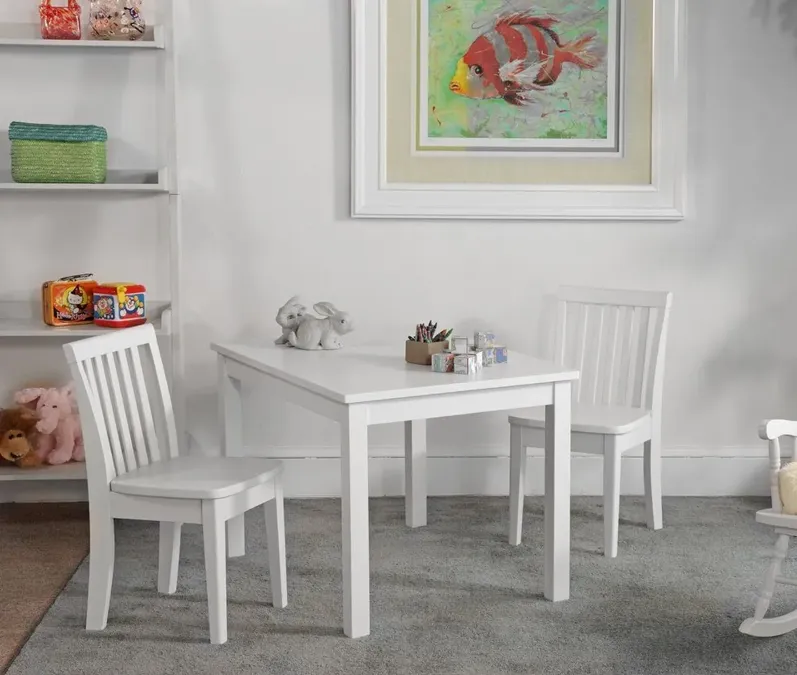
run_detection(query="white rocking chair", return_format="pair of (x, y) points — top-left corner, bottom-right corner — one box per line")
(740, 419), (797, 637)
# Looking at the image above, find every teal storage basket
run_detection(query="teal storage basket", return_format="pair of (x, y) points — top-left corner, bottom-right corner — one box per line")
(9, 122), (108, 184)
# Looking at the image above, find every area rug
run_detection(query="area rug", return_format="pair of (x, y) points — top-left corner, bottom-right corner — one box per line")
(0, 502), (88, 674)
(7, 497), (797, 675)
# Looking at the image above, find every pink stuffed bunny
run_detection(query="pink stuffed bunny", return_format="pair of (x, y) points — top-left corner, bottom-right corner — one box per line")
(14, 385), (84, 465)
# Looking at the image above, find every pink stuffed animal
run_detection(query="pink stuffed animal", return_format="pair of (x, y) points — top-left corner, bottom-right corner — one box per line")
(14, 385), (84, 465)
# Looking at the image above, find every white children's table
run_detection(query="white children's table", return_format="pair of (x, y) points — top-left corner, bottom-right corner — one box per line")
(211, 341), (579, 638)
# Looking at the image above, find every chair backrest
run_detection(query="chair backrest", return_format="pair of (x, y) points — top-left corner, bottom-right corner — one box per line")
(63, 324), (178, 489)
(549, 286), (673, 412)
(759, 420), (797, 512)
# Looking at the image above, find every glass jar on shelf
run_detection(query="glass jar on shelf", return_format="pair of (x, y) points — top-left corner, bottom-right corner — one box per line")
(39, 0), (82, 40)
(89, 0), (146, 41)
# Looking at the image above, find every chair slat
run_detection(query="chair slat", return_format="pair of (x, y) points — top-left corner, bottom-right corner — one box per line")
(105, 352), (138, 472)
(614, 306), (634, 405)
(602, 305), (620, 406)
(147, 340), (179, 460)
(81, 358), (117, 481)
(130, 344), (161, 464)
(93, 355), (127, 476)
(589, 304), (606, 405)
(575, 303), (589, 402)
(644, 306), (669, 412)
(118, 347), (149, 467)
(631, 307), (650, 407)
(553, 299), (567, 365)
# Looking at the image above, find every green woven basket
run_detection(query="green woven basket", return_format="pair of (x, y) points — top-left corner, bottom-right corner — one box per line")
(9, 122), (108, 184)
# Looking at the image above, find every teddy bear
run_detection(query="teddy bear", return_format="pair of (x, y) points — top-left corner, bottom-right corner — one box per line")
(0, 407), (41, 468)
(14, 385), (84, 465)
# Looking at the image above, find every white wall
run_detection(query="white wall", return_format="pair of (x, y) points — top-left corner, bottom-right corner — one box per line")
(3, 0), (797, 499)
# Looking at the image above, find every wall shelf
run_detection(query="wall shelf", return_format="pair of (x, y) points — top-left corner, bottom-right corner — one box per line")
(0, 463), (86, 482)
(0, 301), (172, 338)
(0, 23), (165, 49)
(0, 169), (168, 193)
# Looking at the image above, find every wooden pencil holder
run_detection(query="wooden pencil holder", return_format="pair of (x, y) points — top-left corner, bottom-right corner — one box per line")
(405, 340), (448, 366)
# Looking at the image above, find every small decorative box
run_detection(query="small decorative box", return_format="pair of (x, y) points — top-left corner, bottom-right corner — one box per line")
(477, 347), (496, 366)
(454, 353), (480, 375)
(473, 350), (484, 368)
(474, 331), (496, 349)
(449, 335), (470, 354)
(431, 352), (456, 373)
(93, 282), (146, 329)
(494, 345), (508, 363)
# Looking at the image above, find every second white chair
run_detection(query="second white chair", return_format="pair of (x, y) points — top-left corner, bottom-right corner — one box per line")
(64, 323), (287, 644)
(508, 286), (673, 558)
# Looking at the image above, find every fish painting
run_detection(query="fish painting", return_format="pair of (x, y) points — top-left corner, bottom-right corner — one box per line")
(448, 11), (604, 106)
(420, 0), (615, 149)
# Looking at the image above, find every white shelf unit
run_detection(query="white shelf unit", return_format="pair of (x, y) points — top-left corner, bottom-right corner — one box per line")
(0, 2), (183, 492)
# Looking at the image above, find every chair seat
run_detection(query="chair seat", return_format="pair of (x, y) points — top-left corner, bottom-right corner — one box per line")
(508, 403), (651, 436)
(111, 456), (283, 500)
(755, 508), (797, 530)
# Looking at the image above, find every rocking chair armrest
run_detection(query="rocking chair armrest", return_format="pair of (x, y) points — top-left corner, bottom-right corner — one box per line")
(759, 419), (797, 441)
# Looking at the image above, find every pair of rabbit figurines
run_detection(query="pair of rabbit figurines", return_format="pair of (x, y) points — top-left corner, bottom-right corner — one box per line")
(274, 296), (354, 350)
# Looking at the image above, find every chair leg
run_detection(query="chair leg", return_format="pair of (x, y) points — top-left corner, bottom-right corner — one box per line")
(264, 480), (288, 609)
(86, 511), (115, 631)
(740, 534), (797, 637)
(202, 501), (228, 645)
(643, 437), (663, 530)
(508, 424), (526, 546)
(603, 446), (621, 558)
(227, 515), (246, 558)
(158, 522), (182, 594)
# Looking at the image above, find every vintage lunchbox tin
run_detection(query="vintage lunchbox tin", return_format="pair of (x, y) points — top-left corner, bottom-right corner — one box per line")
(93, 282), (146, 328)
(42, 273), (98, 326)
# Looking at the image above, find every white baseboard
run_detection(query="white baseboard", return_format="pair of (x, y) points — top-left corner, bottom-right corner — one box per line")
(0, 446), (770, 503)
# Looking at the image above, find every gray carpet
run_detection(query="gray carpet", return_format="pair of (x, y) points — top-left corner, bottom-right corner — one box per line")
(7, 497), (797, 675)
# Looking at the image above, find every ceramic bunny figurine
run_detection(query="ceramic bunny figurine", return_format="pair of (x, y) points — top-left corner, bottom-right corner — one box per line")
(287, 302), (354, 350)
(274, 295), (308, 345)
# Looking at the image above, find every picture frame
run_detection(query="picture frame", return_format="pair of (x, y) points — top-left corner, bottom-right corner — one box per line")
(351, 0), (687, 221)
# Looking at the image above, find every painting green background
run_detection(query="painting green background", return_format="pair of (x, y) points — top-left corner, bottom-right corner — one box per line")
(426, 0), (610, 141)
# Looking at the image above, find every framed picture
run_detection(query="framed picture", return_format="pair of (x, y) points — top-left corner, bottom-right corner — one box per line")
(351, 0), (687, 221)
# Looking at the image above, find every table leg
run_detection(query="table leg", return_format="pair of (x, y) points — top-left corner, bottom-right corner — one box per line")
(404, 420), (427, 528)
(544, 381), (571, 602)
(218, 355), (246, 558)
(341, 406), (370, 638)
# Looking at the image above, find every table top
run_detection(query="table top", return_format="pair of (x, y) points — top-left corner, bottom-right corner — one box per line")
(212, 342), (579, 405)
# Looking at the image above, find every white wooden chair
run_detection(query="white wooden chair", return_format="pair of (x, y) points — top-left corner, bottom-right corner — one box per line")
(63, 323), (287, 645)
(739, 420), (797, 637)
(508, 286), (673, 557)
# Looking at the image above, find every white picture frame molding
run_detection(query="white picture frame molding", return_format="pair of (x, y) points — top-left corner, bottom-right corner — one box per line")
(351, 0), (687, 221)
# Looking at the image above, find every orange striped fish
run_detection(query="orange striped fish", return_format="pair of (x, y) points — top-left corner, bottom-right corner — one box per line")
(448, 12), (603, 106)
